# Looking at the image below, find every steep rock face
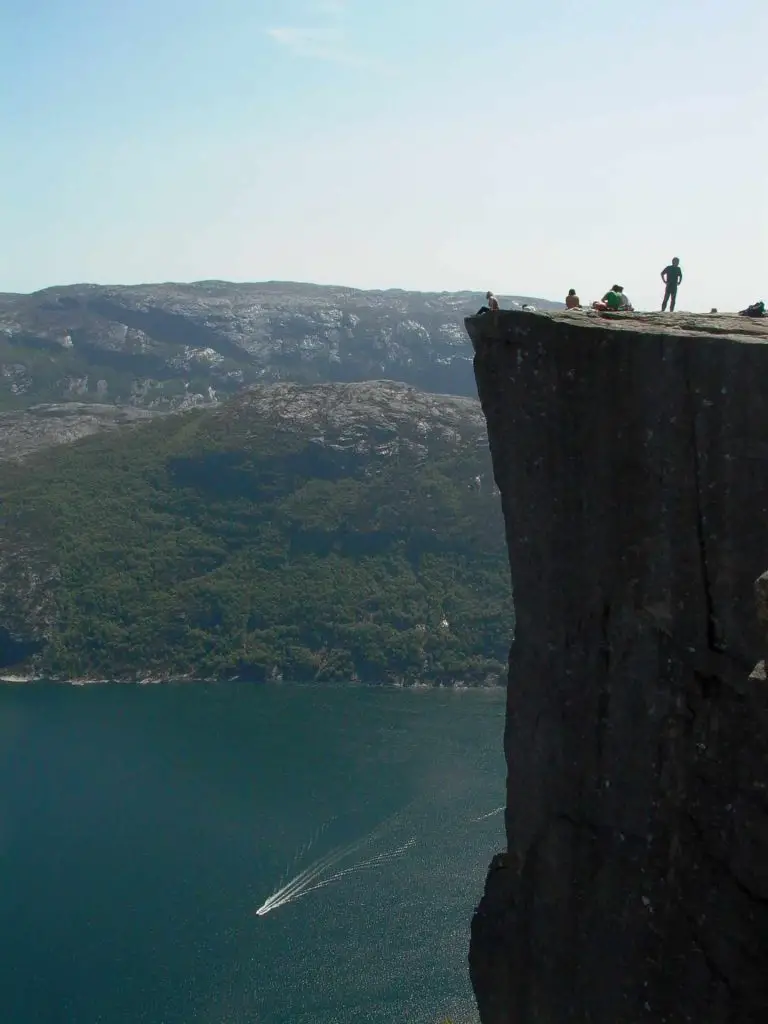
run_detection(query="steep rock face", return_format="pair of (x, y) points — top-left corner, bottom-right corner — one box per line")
(465, 310), (768, 1023)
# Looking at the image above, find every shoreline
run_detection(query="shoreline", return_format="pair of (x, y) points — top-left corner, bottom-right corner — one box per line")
(0, 672), (505, 690)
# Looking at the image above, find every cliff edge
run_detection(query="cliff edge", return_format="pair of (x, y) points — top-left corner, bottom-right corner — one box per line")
(466, 309), (768, 1023)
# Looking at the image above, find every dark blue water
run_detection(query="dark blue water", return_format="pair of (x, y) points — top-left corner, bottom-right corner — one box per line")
(0, 683), (505, 1024)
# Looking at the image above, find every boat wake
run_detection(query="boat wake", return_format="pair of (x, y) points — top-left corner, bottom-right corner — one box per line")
(256, 820), (416, 917)
(471, 804), (504, 822)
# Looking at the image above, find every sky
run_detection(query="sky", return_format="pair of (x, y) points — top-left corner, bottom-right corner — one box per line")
(0, 0), (766, 310)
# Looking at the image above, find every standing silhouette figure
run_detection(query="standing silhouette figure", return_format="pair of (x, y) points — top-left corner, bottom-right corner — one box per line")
(661, 257), (683, 312)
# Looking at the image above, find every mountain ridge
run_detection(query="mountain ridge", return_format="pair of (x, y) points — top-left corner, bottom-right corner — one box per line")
(0, 280), (560, 416)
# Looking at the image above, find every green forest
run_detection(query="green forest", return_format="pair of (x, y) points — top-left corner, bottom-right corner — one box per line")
(0, 394), (513, 683)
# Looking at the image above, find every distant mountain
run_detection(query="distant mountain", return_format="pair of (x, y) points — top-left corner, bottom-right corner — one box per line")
(0, 381), (512, 685)
(0, 281), (559, 414)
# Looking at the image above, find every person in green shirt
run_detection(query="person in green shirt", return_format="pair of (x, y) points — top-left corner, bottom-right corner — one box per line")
(602, 285), (622, 310)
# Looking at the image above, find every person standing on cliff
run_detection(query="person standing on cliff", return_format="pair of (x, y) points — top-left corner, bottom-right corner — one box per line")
(661, 257), (683, 312)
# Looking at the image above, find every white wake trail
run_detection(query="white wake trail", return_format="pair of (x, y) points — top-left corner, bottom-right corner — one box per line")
(471, 805), (504, 822)
(304, 838), (416, 889)
(259, 849), (341, 912)
(256, 832), (416, 916)
(257, 832), (375, 916)
(258, 843), (353, 914)
(276, 815), (335, 888)
(260, 838), (416, 911)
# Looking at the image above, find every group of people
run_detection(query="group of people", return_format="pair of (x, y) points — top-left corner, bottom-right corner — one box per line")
(478, 258), (685, 319)
(479, 256), (763, 319)
(566, 258), (682, 314)
(578, 285), (634, 313)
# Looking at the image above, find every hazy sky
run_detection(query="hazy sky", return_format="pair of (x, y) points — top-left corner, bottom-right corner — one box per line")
(1, 0), (766, 309)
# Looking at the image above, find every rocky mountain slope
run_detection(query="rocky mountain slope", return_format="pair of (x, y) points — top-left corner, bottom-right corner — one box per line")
(467, 309), (768, 1022)
(0, 403), (160, 461)
(0, 281), (558, 418)
(0, 380), (511, 684)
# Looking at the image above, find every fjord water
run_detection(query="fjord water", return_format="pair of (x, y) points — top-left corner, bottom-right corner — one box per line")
(0, 683), (504, 1024)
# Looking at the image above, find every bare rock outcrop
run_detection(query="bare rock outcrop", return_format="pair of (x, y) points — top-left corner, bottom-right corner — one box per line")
(0, 404), (158, 461)
(465, 309), (768, 1023)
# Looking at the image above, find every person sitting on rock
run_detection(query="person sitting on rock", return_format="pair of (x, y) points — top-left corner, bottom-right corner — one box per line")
(739, 300), (765, 318)
(593, 286), (622, 312)
(616, 286), (633, 311)
(476, 291), (500, 315)
(565, 289), (581, 309)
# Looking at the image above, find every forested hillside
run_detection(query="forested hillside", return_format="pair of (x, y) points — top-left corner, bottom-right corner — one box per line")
(0, 381), (512, 684)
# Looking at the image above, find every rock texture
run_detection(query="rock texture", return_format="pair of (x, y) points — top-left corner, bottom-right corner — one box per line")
(0, 403), (159, 461)
(0, 281), (558, 414)
(466, 309), (768, 1023)
(229, 379), (487, 450)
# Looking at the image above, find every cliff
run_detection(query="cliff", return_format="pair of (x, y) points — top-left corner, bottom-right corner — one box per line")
(465, 309), (768, 1023)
